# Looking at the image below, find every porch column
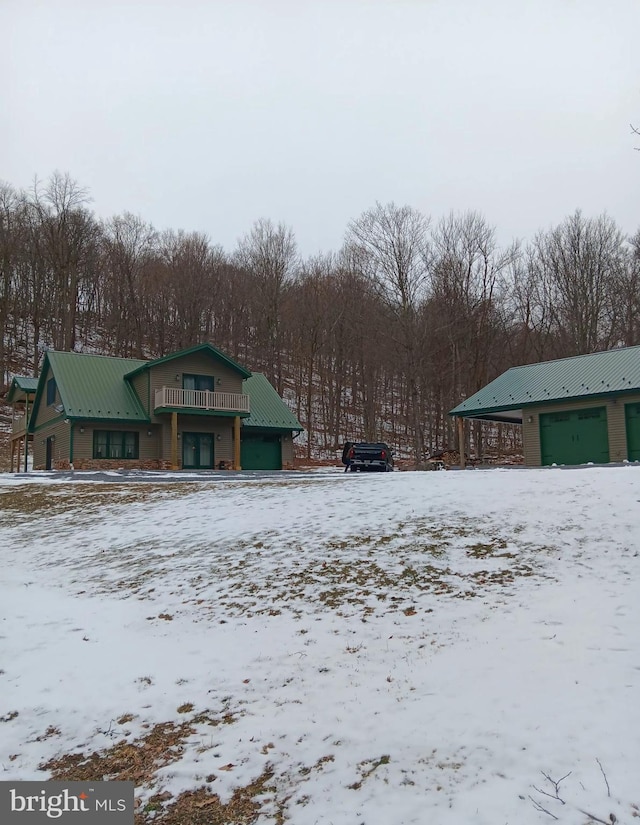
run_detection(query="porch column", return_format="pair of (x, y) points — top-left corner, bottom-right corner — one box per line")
(233, 415), (241, 470)
(16, 437), (22, 474)
(457, 417), (466, 469)
(10, 440), (15, 473)
(23, 395), (29, 472)
(171, 412), (178, 470)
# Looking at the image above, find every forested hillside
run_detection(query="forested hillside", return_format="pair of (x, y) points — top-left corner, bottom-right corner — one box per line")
(1, 173), (639, 463)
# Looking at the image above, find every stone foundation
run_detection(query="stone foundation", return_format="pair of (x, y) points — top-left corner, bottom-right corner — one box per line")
(32, 459), (176, 471)
(32, 458), (292, 472)
(75, 459), (175, 471)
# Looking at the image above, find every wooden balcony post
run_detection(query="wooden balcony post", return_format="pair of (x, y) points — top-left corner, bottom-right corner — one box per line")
(24, 395), (29, 472)
(457, 417), (465, 469)
(171, 412), (178, 470)
(234, 415), (241, 470)
(16, 437), (22, 474)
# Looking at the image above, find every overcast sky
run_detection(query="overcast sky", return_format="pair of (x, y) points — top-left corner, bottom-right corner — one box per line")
(2, 0), (639, 255)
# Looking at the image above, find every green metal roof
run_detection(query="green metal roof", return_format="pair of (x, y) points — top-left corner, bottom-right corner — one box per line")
(6, 375), (39, 403)
(27, 352), (302, 432)
(30, 352), (149, 430)
(449, 345), (640, 420)
(242, 373), (303, 431)
(124, 342), (252, 380)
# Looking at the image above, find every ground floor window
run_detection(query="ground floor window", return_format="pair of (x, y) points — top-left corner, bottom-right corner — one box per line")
(93, 430), (139, 459)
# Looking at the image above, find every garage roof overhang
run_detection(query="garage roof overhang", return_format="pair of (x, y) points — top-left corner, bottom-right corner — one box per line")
(449, 345), (640, 423)
(456, 408), (524, 424)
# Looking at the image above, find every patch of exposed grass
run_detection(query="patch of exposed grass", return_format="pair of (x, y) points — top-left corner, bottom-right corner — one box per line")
(142, 768), (280, 825)
(177, 703), (194, 714)
(348, 754), (391, 790)
(42, 720), (195, 785)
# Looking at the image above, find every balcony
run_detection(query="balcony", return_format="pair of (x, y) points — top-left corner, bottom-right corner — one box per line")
(11, 415), (28, 439)
(154, 387), (250, 414)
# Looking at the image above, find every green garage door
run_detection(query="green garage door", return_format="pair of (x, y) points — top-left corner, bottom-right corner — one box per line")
(540, 407), (609, 466)
(241, 434), (282, 470)
(625, 403), (640, 461)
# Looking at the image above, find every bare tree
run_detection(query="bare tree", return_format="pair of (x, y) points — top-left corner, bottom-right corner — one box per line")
(0, 182), (22, 382)
(614, 230), (640, 346)
(346, 202), (431, 465)
(530, 211), (626, 356)
(428, 211), (515, 456)
(103, 213), (157, 357)
(29, 172), (97, 352)
(236, 219), (298, 392)
(159, 230), (219, 350)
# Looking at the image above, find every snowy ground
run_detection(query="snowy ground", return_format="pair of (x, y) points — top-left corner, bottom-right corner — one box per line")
(0, 467), (639, 824)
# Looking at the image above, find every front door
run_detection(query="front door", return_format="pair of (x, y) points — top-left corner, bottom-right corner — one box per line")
(45, 436), (53, 470)
(182, 432), (214, 469)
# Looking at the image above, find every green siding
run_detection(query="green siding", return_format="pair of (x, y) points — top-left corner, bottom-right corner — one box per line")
(540, 407), (609, 466)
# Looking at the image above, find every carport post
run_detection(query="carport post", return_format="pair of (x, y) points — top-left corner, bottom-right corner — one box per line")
(457, 417), (465, 469)
(234, 415), (241, 470)
(171, 412), (178, 470)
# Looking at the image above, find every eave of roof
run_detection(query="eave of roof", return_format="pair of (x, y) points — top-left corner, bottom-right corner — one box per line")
(124, 343), (252, 380)
(449, 345), (640, 419)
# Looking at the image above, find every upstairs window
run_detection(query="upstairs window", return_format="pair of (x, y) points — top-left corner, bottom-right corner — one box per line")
(47, 377), (57, 406)
(183, 374), (215, 392)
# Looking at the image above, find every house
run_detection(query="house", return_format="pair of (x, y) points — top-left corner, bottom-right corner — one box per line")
(14, 343), (303, 471)
(7, 375), (38, 472)
(449, 346), (640, 467)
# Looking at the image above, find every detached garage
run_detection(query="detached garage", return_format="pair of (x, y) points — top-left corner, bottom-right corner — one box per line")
(449, 345), (640, 467)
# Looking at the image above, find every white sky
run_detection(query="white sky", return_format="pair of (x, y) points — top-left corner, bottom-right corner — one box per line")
(2, 0), (639, 254)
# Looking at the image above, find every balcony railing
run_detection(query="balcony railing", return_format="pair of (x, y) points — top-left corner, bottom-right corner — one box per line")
(154, 387), (250, 413)
(11, 415), (28, 438)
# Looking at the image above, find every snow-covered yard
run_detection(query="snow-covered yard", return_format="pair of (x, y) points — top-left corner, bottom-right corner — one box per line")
(0, 467), (639, 824)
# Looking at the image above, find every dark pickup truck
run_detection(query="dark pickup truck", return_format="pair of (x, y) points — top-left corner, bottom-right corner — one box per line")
(342, 442), (394, 472)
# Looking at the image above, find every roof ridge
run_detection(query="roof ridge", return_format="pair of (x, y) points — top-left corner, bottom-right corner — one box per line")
(506, 344), (640, 372)
(48, 351), (146, 362)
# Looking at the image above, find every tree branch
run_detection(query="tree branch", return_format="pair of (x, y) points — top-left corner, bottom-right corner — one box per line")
(596, 758), (611, 797)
